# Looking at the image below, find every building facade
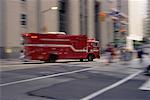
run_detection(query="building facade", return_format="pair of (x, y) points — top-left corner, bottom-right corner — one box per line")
(0, 0), (102, 58)
(100, 0), (128, 49)
(145, 0), (150, 36)
(127, 0), (148, 49)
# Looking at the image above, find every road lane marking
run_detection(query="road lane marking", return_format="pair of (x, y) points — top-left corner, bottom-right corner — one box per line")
(80, 70), (143, 100)
(139, 78), (150, 91)
(0, 61), (90, 71)
(0, 67), (93, 87)
(0, 63), (65, 71)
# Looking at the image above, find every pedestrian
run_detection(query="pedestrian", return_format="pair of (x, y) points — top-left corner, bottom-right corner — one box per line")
(143, 54), (150, 74)
(125, 49), (133, 61)
(120, 47), (126, 61)
(112, 45), (117, 59)
(105, 44), (114, 64)
(137, 48), (145, 63)
(19, 49), (27, 62)
(144, 65), (150, 74)
(120, 48), (126, 64)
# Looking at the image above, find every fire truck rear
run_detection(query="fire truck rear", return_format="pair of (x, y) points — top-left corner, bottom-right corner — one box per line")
(21, 32), (100, 62)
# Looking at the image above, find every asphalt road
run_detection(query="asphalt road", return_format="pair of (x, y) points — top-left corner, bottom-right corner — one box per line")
(0, 61), (149, 100)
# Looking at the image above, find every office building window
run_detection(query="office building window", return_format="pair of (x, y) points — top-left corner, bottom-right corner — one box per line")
(94, 0), (100, 41)
(21, 21), (26, 25)
(21, 0), (26, 2)
(21, 14), (26, 19)
(59, 0), (68, 33)
(21, 0), (27, 5)
(80, 0), (88, 34)
(20, 14), (27, 26)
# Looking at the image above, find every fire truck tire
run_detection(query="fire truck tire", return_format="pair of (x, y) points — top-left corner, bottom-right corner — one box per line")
(47, 54), (58, 63)
(80, 59), (84, 62)
(87, 54), (94, 61)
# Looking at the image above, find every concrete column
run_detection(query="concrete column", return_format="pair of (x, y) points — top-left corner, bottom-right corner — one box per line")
(36, 0), (42, 32)
(100, 0), (114, 49)
(68, 0), (80, 34)
(87, 0), (95, 38)
(0, 0), (3, 47)
(100, 15), (114, 49)
(2, 0), (22, 58)
(41, 0), (59, 32)
(0, 0), (5, 58)
(0, 0), (6, 47)
(26, 0), (36, 32)
(5, 0), (21, 47)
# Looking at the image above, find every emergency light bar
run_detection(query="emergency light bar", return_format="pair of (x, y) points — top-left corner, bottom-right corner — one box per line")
(31, 36), (38, 38)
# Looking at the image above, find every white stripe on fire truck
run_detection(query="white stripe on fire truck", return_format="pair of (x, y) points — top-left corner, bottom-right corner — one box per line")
(24, 44), (88, 52)
(40, 39), (70, 41)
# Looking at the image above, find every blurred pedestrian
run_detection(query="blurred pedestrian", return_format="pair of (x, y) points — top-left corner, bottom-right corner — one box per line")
(19, 50), (24, 60)
(120, 47), (126, 61)
(143, 53), (150, 74)
(19, 49), (27, 62)
(144, 65), (150, 74)
(112, 45), (118, 59)
(105, 43), (116, 64)
(137, 48), (145, 63)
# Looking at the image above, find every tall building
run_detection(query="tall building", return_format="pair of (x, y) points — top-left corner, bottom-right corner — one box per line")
(115, 0), (128, 47)
(100, 0), (128, 49)
(145, 0), (150, 36)
(127, 0), (148, 49)
(0, 0), (101, 58)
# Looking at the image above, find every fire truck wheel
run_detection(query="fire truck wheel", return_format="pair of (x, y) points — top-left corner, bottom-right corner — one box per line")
(47, 54), (58, 63)
(80, 59), (84, 62)
(87, 54), (94, 61)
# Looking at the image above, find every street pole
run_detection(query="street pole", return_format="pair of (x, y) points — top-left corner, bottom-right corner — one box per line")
(41, 7), (58, 32)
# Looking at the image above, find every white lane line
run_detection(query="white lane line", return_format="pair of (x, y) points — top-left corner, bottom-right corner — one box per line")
(80, 70), (143, 100)
(0, 67), (93, 87)
(139, 78), (150, 91)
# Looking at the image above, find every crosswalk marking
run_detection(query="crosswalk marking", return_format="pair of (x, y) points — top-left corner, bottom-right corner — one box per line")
(139, 79), (150, 91)
(80, 70), (143, 100)
(0, 67), (93, 87)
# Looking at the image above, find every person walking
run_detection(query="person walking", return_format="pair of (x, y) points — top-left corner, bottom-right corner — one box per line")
(144, 65), (150, 74)
(19, 50), (25, 60)
(143, 52), (150, 74)
(105, 43), (115, 64)
(137, 48), (145, 63)
(120, 48), (131, 64)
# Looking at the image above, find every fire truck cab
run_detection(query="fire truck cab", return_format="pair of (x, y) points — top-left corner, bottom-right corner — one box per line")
(21, 32), (100, 62)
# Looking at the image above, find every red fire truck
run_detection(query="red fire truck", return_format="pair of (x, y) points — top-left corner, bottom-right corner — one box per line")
(21, 32), (100, 62)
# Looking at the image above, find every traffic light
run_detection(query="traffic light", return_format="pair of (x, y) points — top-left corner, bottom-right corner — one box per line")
(99, 11), (106, 22)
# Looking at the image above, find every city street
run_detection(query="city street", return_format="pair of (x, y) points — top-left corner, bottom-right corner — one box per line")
(0, 0), (149, 100)
(0, 59), (150, 100)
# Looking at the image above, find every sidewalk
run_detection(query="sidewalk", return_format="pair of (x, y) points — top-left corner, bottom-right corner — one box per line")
(95, 55), (149, 69)
(1, 54), (149, 68)
(1, 56), (148, 67)
(0, 58), (85, 65)
(0, 59), (44, 65)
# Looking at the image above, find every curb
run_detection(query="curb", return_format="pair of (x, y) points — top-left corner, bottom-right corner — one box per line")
(0, 60), (44, 65)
